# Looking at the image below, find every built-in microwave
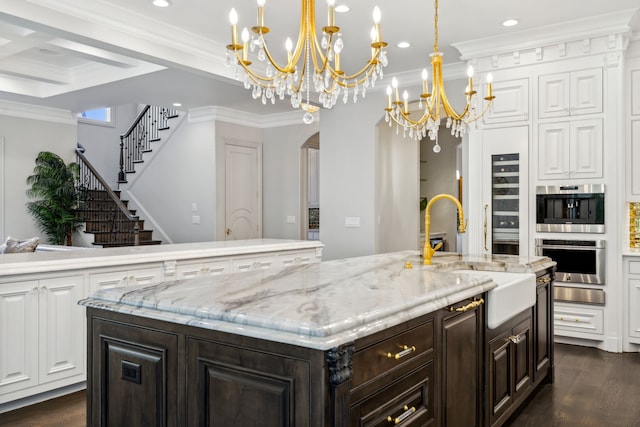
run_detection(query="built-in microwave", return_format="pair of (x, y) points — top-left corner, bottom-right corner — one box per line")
(536, 184), (605, 233)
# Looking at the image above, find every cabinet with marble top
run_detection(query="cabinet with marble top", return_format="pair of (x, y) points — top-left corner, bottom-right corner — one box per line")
(81, 250), (555, 426)
(0, 239), (323, 412)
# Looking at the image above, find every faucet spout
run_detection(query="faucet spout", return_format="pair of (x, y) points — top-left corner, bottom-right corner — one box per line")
(423, 193), (467, 265)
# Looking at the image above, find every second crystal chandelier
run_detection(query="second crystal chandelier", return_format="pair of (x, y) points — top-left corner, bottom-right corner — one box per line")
(226, 0), (388, 124)
(384, 0), (495, 143)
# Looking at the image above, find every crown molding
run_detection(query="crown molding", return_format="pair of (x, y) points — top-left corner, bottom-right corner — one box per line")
(0, 99), (76, 124)
(188, 106), (316, 129)
(453, 9), (638, 61)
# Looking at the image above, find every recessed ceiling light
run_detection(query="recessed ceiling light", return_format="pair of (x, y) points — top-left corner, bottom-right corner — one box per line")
(397, 41), (411, 49)
(335, 5), (350, 13)
(152, 0), (171, 7)
(172, 102), (182, 107)
(502, 18), (519, 27)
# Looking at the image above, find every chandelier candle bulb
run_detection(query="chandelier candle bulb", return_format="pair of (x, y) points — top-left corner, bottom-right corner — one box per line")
(241, 28), (250, 62)
(386, 86), (392, 109)
(392, 77), (400, 103)
(486, 73), (494, 99)
(466, 65), (474, 94)
(370, 27), (377, 59)
(229, 8), (239, 47)
(257, 0), (265, 27)
(373, 6), (382, 43)
(421, 69), (429, 96)
(403, 90), (409, 113)
(327, 0), (335, 27)
(285, 37), (293, 63)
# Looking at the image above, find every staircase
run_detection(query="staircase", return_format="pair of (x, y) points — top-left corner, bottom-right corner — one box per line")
(77, 188), (161, 247)
(75, 105), (178, 247)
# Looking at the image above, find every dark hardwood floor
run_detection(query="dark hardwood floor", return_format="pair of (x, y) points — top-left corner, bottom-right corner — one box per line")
(0, 344), (638, 426)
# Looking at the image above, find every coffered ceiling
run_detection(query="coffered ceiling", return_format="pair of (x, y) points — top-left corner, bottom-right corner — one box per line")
(0, 0), (638, 117)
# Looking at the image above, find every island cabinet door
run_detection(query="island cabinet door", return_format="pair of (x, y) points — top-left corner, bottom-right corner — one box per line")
(186, 337), (313, 427)
(440, 297), (484, 427)
(88, 318), (180, 427)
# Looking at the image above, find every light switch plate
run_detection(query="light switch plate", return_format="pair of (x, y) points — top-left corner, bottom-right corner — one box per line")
(287, 215), (296, 224)
(345, 216), (360, 228)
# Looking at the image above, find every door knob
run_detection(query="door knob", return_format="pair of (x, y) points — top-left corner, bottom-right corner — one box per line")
(226, 228), (232, 236)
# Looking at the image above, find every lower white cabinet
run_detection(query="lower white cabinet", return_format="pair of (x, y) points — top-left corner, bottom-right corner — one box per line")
(0, 275), (85, 403)
(554, 302), (604, 339)
(626, 258), (640, 344)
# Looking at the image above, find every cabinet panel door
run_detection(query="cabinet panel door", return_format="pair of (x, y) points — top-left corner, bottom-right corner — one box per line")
(187, 338), (311, 427)
(89, 270), (129, 293)
(128, 266), (163, 286)
(534, 283), (550, 380)
(39, 276), (85, 384)
(482, 78), (529, 124)
(629, 278), (640, 340)
(570, 69), (603, 116)
(538, 122), (571, 180)
(512, 317), (532, 400)
(570, 119), (603, 179)
(232, 255), (276, 273)
(630, 120), (640, 196)
(488, 335), (512, 425)
(538, 73), (569, 118)
(0, 281), (39, 396)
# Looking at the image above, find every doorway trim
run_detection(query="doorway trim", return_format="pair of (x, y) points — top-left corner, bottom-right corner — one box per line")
(300, 133), (319, 240)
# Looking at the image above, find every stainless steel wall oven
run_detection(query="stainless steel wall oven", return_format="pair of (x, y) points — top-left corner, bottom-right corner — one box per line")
(536, 184), (605, 233)
(535, 238), (605, 305)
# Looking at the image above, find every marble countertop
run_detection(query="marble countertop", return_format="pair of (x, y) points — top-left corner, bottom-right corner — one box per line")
(0, 239), (324, 276)
(80, 250), (554, 350)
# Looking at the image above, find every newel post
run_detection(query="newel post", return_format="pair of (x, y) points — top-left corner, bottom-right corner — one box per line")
(118, 135), (126, 183)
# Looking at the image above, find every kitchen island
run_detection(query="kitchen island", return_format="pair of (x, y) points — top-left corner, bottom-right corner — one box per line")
(81, 250), (555, 426)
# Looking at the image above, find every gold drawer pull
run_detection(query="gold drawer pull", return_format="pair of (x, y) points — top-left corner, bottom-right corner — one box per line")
(387, 405), (416, 424)
(508, 334), (522, 344)
(449, 298), (484, 313)
(537, 277), (551, 284)
(387, 345), (416, 360)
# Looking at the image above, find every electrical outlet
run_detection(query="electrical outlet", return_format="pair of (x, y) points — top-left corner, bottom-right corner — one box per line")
(191, 202), (197, 212)
(192, 215), (200, 224)
(287, 215), (296, 224)
(345, 217), (361, 228)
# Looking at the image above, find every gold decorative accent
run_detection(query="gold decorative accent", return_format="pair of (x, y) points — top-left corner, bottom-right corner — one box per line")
(483, 204), (489, 252)
(387, 345), (417, 360)
(383, 0), (495, 142)
(423, 194), (466, 265)
(387, 405), (417, 424)
(226, 0), (388, 123)
(405, 261), (413, 269)
(449, 298), (484, 313)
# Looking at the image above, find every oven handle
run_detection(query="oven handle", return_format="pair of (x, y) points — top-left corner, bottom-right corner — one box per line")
(537, 245), (602, 251)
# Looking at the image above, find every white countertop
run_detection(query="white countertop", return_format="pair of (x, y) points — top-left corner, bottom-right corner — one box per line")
(80, 250), (554, 350)
(0, 239), (324, 277)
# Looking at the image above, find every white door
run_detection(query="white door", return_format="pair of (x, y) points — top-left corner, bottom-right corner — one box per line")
(225, 143), (261, 240)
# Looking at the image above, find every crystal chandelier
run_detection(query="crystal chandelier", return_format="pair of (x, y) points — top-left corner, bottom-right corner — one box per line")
(226, 0), (388, 124)
(384, 0), (495, 147)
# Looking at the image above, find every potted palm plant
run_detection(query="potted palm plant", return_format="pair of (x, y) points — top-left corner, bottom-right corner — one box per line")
(26, 151), (81, 245)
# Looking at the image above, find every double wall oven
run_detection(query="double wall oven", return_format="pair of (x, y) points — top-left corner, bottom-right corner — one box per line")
(535, 184), (606, 306)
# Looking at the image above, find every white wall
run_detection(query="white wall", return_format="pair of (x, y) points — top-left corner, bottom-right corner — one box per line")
(375, 120), (420, 253)
(0, 103), (77, 243)
(122, 110), (218, 243)
(319, 93), (384, 260)
(262, 122), (319, 240)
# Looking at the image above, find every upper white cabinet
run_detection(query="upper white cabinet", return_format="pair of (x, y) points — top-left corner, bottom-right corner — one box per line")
(538, 68), (603, 118)
(628, 68), (640, 198)
(482, 78), (529, 124)
(538, 119), (603, 180)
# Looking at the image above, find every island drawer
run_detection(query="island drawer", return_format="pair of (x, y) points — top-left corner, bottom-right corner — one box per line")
(351, 318), (434, 392)
(350, 362), (434, 427)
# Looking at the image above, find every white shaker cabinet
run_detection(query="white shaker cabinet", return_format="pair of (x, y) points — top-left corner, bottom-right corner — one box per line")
(538, 68), (603, 118)
(0, 275), (85, 403)
(537, 119), (603, 180)
(626, 258), (640, 345)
